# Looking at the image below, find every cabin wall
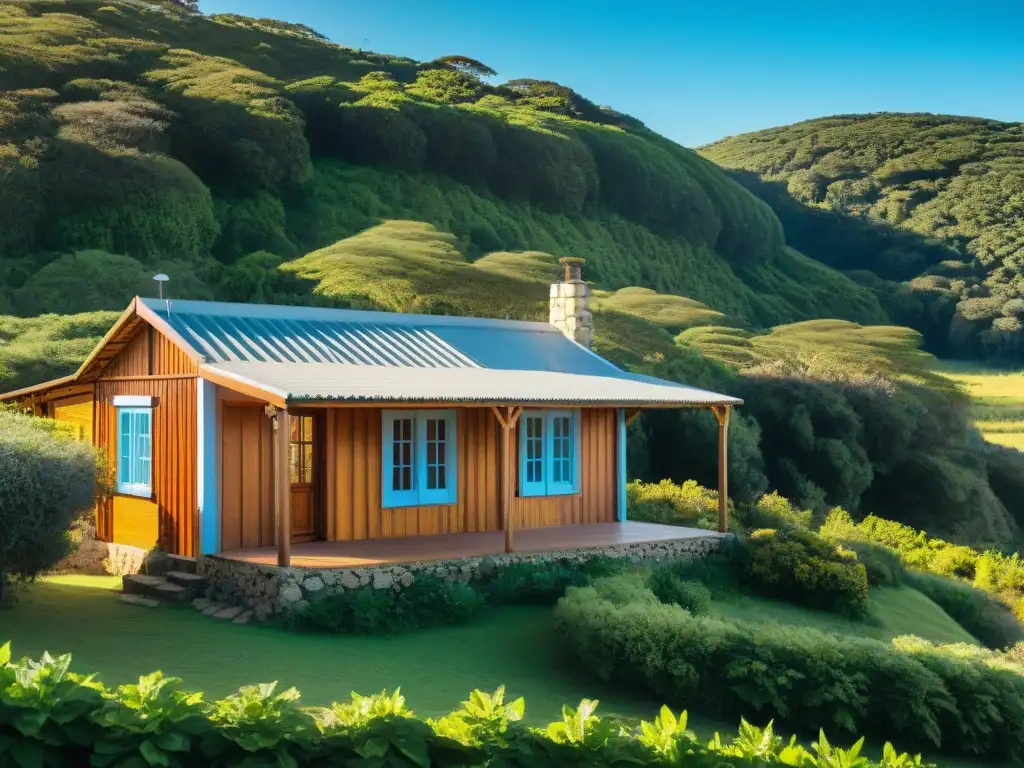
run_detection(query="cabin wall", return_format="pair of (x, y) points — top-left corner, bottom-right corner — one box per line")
(219, 402), (275, 552)
(94, 325), (199, 556)
(48, 393), (93, 442)
(326, 406), (617, 542)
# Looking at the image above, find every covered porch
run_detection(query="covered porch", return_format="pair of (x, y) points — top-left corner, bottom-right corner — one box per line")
(216, 520), (721, 569)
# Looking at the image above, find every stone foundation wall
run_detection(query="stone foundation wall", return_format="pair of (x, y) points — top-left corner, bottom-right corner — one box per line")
(53, 521), (148, 576)
(198, 533), (725, 621)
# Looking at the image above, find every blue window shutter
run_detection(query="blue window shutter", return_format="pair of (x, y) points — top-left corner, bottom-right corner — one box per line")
(519, 412), (546, 497)
(382, 410), (419, 508)
(546, 409), (579, 496)
(417, 410), (457, 505)
(117, 406), (152, 497)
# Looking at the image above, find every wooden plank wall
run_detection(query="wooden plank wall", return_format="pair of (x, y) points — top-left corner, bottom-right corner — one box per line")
(94, 324), (199, 556)
(49, 393), (94, 442)
(512, 408), (617, 528)
(325, 407), (616, 541)
(219, 405), (274, 551)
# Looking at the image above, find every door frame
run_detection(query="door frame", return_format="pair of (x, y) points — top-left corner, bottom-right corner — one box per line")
(289, 409), (326, 543)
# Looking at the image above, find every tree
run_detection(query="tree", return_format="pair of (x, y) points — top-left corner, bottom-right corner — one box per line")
(0, 409), (102, 602)
(432, 55), (497, 78)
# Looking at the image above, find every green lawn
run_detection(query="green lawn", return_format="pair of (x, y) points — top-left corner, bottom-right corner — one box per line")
(937, 362), (1024, 452)
(709, 585), (980, 646)
(3, 575), (671, 724)
(0, 576), (1000, 767)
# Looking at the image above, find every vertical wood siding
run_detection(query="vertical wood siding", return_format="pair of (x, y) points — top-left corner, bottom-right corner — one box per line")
(219, 405), (274, 551)
(94, 325), (198, 555)
(324, 407), (616, 542)
(103, 326), (197, 377)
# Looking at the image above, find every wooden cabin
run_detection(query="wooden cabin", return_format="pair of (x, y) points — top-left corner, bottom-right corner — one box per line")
(1, 265), (741, 567)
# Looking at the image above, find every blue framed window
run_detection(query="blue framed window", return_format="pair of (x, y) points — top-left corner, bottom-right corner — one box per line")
(519, 410), (580, 497)
(117, 405), (153, 497)
(382, 410), (457, 508)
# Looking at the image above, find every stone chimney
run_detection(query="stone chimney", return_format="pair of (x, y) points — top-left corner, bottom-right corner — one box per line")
(549, 256), (593, 348)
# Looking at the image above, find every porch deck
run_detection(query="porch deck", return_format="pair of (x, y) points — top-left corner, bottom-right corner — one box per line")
(216, 521), (719, 569)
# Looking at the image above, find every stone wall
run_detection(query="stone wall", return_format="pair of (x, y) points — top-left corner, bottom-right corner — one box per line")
(198, 533), (725, 621)
(549, 279), (593, 349)
(53, 521), (148, 576)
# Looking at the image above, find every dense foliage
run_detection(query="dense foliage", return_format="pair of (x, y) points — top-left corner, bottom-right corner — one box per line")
(737, 528), (869, 617)
(0, 409), (101, 601)
(820, 508), (1024, 643)
(555, 573), (1024, 761)
(0, 643), (933, 768)
(292, 557), (626, 634)
(701, 114), (1024, 363)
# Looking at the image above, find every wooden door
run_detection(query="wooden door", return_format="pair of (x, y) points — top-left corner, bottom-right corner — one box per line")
(289, 413), (318, 541)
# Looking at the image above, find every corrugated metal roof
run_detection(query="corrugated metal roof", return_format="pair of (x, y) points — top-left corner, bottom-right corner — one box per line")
(203, 362), (742, 407)
(139, 298), (742, 407)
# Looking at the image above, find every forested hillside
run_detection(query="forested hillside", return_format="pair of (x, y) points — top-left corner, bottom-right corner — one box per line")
(0, 1), (1021, 550)
(701, 114), (1024, 363)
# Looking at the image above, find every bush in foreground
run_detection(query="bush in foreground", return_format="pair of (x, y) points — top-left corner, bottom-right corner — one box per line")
(554, 574), (1024, 761)
(0, 409), (102, 602)
(0, 642), (934, 767)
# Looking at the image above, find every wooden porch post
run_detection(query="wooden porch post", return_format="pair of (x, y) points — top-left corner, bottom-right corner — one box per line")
(491, 406), (522, 553)
(267, 405), (291, 567)
(711, 405), (730, 533)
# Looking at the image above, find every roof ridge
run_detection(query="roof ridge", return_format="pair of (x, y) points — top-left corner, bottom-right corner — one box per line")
(139, 297), (556, 332)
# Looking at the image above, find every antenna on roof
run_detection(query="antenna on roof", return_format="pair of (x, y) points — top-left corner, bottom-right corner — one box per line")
(153, 273), (169, 300)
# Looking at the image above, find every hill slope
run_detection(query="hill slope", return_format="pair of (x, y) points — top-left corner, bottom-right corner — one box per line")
(0, 0), (883, 330)
(700, 113), (1024, 363)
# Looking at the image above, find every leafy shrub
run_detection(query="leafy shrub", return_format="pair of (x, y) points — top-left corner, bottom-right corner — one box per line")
(736, 490), (815, 532)
(0, 409), (102, 601)
(647, 568), (712, 616)
(844, 540), (906, 587)
(295, 556), (622, 633)
(293, 572), (484, 634)
(738, 528), (868, 616)
(905, 571), (1024, 649)
(555, 575), (1024, 760)
(627, 479), (722, 530)
(482, 556), (625, 605)
(820, 509), (1024, 644)
(0, 643), (931, 767)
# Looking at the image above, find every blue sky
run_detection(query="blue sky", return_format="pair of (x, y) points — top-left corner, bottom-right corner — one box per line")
(203, 0), (1023, 147)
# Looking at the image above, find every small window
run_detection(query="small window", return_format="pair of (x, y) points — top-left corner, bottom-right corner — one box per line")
(289, 414), (315, 484)
(519, 410), (580, 497)
(117, 406), (152, 497)
(382, 410), (457, 508)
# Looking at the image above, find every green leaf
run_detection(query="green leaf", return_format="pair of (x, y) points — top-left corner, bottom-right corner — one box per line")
(139, 740), (170, 767)
(0, 642), (11, 666)
(154, 730), (191, 752)
(10, 739), (45, 768)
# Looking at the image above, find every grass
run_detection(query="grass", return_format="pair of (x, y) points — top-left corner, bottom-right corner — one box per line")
(708, 585), (980, 646)
(936, 362), (1024, 451)
(1, 575), (1000, 767)
(3, 575), (673, 724)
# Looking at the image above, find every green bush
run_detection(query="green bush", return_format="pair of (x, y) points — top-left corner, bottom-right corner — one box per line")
(906, 571), (1024, 649)
(0, 409), (102, 601)
(295, 556), (624, 633)
(0, 643), (932, 768)
(627, 479), (722, 529)
(735, 491), (815, 532)
(555, 575), (1024, 760)
(292, 572), (484, 634)
(482, 556), (625, 606)
(738, 527), (869, 616)
(819, 508), (1024, 642)
(844, 540), (906, 587)
(647, 568), (712, 616)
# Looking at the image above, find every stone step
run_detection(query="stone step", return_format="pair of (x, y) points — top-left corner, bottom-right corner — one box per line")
(165, 570), (208, 596)
(166, 554), (198, 575)
(118, 594), (160, 608)
(122, 574), (189, 603)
